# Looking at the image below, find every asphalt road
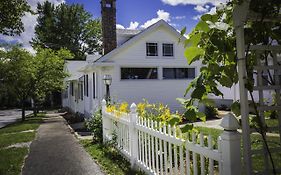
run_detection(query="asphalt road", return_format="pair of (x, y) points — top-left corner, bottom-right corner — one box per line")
(0, 109), (32, 128)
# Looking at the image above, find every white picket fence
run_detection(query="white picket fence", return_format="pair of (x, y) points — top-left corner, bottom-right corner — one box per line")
(101, 100), (242, 175)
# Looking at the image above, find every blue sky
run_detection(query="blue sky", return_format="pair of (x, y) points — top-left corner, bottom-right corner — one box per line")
(0, 0), (225, 52)
(65, 0), (203, 33)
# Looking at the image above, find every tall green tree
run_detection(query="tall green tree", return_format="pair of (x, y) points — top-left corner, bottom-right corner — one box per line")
(31, 1), (102, 60)
(0, 0), (30, 36)
(1, 47), (72, 121)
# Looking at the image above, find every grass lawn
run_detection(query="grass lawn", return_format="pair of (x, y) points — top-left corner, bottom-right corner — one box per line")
(0, 114), (44, 175)
(80, 140), (144, 175)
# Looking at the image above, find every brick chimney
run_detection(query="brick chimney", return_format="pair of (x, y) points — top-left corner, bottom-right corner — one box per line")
(101, 0), (117, 55)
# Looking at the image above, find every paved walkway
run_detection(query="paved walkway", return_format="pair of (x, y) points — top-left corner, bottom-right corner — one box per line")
(0, 109), (32, 128)
(193, 119), (223, 130)
(22, 115), (104, 175)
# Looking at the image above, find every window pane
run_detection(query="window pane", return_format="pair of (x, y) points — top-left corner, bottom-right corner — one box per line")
(146, 43), (158, 56)
(163, 68), (195, 79)
(121, 68), (158, 79)
(163, 44), (173, 56)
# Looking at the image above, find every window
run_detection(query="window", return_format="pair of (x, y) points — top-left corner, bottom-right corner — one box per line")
(70, 82), (74, 96)
(163, 43), (174, 57)
(146, 43), (158, 56)
(121, 68), (158, 80)
(93, 73), (96, 99)
(85, 75), (89, 97)
(163, 68), (195, 79)
(78, 77), (83, 100)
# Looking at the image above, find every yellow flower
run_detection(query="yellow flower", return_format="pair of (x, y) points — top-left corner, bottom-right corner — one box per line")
(106, 105), (116, 113)
(119, 102), (129, 113)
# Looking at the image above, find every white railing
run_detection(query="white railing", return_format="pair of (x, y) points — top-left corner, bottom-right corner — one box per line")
(101, 100), (241, 175)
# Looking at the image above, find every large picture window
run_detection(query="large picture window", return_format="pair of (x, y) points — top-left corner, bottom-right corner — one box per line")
(121, 68), (158, 80)
(162, 43), (174, 57)
(163, 68), (195, 79)
(146, 43), (158, 56)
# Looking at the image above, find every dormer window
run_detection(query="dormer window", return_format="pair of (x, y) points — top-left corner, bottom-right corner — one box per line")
(146, 43), (158, 56)
(163, 43), (174, 57)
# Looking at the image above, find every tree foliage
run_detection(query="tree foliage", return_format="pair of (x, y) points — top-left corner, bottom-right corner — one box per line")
(0, 0), (31, 36)
(0, 47), (72, 120)
(31, 2), (102, 60)
(181, 0), (281, 130)
(182, 0), (281, 173)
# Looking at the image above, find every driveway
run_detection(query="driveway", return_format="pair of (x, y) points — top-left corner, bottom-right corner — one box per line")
(0, 109), (33, 128)
(22, 115), (104, 175)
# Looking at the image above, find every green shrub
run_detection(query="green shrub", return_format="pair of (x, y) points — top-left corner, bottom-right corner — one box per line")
(85, 109), (103, 143)
(205, 106), (218, 119)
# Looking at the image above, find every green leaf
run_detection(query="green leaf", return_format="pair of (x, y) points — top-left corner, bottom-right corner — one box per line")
(168, 115), (180, 126)
(191, 86), (206, 99)
(184, 108), (197, 122)
(200, 98), (215, 107)
(196, 112), (206, 122)
(184, 47), (204, 64)
(180, 124), (194, 133)
(176, 98), (187, 105)
(180, 27), (186, 36)
(219, 74), (233, 88)
(231, 101), (241, 117)
(195, 21), (210, 33)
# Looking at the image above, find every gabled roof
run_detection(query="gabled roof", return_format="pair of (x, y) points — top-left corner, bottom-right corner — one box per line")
(95, 20), (186, 63)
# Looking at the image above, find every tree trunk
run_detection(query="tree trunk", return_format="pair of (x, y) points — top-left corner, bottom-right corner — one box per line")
(21, 99), (25, 121)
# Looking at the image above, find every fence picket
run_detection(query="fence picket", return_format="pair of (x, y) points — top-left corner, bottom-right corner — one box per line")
(159, 125), (164, 175)
(155, 121), (159, 174)
(179, 145), (184, 175)
(168, 125), (173, 175)
(173, 127), (178, 175)
(192, 132), (198, 175)
(208, 135), (214, 175)
(186, 133), (191, 175)
(200, 133), (205, 175)
(151, 120), (155, 172)
(163, 125), (168, 175)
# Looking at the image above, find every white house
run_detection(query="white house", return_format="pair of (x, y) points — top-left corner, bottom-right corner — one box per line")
(62, 19), (205, 116)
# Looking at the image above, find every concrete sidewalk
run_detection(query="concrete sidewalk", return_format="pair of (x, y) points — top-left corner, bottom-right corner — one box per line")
(22, 115), (104, 175)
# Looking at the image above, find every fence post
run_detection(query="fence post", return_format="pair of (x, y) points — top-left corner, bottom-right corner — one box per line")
(129, 103), (138, 169)
(101, 99), (107, 143)
(220, 113), (241, 175)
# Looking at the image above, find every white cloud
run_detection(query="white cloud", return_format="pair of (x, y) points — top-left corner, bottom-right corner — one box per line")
(161, 0), (226, 6)
(0, 0), (65, 53)
(127, 22), (139, 30)
(174, 16), (186, 20)
(192, 15), (202, 20)
(140, 10), (171, 28)
(116, 24), (125, 29)
(194, 5), (209, 13)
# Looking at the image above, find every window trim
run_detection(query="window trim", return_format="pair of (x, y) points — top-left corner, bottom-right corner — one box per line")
(146, 42), (159, 57)
(162, 43), (174, 57)
(120, 67), (159, 80)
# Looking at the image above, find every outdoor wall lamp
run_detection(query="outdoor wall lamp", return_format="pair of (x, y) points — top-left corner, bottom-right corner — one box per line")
(103, 74), (112, 104)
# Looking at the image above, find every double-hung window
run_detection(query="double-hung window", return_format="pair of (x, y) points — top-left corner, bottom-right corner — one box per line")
(93, 72), (96, 99)
(146, 43), (158, 56)
(162, 43), (174, 57)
